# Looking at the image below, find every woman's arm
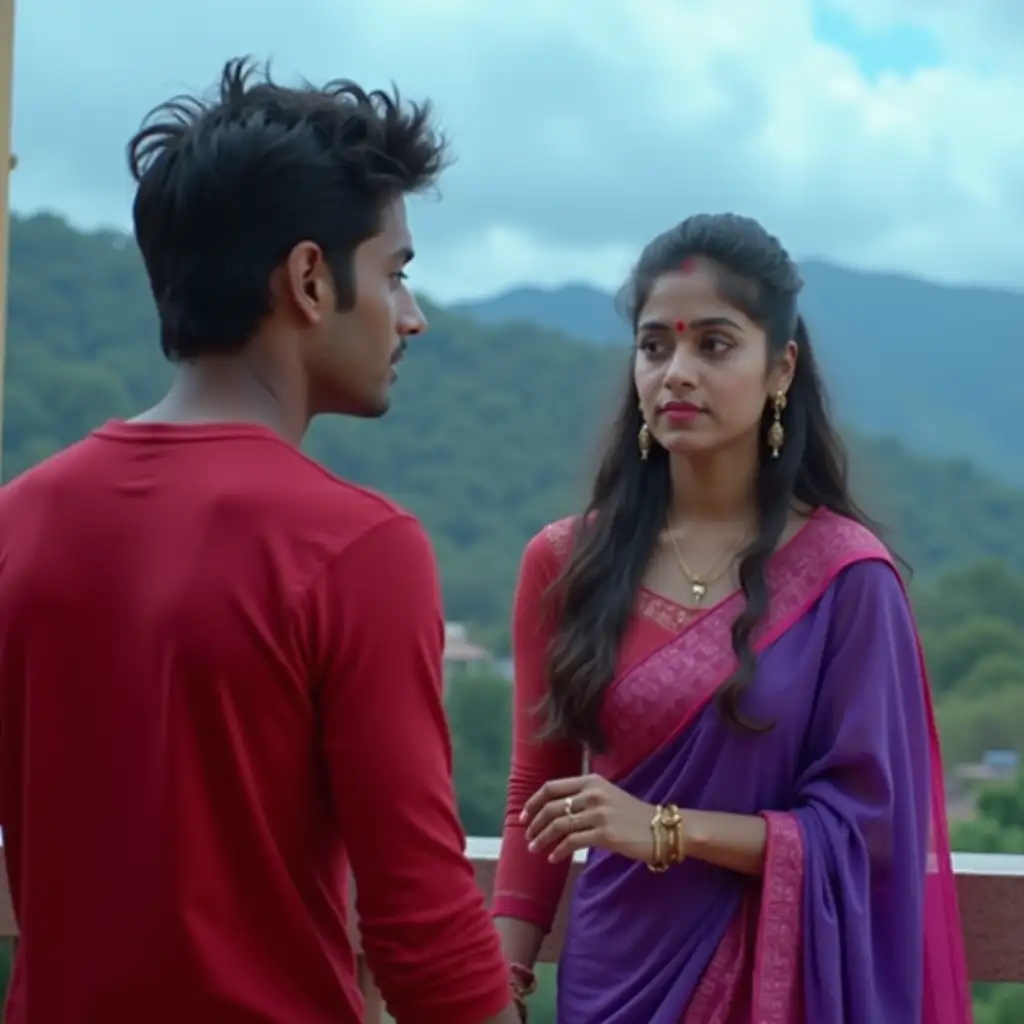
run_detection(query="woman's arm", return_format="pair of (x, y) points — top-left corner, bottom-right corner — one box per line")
(675, 809), (766, 875)
(492, 918), (545, 980)
(492, 527), (583, 968)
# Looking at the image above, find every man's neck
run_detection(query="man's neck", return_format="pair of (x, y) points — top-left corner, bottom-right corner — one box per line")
(131, 360), (305, 445)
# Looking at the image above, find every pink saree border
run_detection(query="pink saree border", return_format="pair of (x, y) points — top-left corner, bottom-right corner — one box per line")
(751, 812), (805, 1023)
(590, 508), (892, 782)
(910, 614), (974, 1023)
(681, 812), (805, 1024)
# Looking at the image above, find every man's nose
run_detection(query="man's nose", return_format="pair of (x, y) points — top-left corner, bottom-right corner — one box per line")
(399, 294), (428, 337)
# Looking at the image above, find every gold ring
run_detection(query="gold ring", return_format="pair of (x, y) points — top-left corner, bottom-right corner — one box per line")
(564, 797), (576, 818)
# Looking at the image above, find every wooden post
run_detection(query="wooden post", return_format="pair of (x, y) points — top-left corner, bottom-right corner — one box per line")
(0, 0), (15, 480)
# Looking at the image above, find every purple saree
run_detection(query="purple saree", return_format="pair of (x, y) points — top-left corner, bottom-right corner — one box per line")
(555, 510), (972, 1023)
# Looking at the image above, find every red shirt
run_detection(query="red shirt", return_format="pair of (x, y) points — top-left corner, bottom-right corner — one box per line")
(0, 420), (510, 1024)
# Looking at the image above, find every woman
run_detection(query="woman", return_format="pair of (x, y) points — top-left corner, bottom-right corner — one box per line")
(492, 214), (972, 1022)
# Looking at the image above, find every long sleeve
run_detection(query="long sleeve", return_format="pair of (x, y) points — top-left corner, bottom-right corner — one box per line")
(313, 514), (510, 1024)
(492, 527), (583, 931)
(791, 560), (933, 1022)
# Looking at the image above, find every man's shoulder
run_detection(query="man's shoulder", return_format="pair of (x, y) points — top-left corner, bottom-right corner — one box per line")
(280, 452), (418, 542)
(0, 432), (424, 566)
(0, 436), (97, 512)
(297, 460), (410, 520)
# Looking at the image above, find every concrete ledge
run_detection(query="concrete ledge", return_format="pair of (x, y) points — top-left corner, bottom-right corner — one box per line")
(2, 843), (1022, 984)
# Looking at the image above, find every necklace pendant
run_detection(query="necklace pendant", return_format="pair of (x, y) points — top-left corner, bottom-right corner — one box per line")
(691, 580), (707, 603)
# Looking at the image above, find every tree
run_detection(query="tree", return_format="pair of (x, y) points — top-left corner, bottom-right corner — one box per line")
(7, 213), (1024, 648)
(925, 617), (1024, 696)
(445, 668), (514, 837)
(950, 774), (1024, 1020)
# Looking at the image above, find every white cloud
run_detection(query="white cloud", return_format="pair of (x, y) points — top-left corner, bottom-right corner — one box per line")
(419, 225), (635, 304)
(10, 0), (1024, 301)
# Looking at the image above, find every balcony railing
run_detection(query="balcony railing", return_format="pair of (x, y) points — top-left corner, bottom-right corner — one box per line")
(3, 839), (1024, 1020)
(356, 840), (1024, 1021)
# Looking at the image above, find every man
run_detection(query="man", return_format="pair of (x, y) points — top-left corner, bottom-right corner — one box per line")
(0, 58), (518, 1024)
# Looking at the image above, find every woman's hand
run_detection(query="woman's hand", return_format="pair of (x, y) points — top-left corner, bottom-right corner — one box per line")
(520, 774), (657, 864)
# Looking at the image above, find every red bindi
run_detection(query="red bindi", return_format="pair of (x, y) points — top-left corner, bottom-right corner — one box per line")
(679, 257), (698, 273)
(674, 320), (687, 333)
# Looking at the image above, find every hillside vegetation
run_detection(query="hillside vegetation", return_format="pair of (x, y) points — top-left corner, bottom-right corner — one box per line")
(7, 214), (1024, 648)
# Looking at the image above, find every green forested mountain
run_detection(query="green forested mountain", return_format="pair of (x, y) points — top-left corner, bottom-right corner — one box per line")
(5, 213), (1024, 649)
(456, 265), (1024, 486)
(2, 212), (1023, 1023)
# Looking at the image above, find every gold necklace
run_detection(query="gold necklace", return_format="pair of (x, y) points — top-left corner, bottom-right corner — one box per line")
(665, 519), (749, 604)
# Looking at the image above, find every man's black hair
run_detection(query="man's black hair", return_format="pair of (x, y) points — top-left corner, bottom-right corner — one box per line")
(127, 57), (449, 361)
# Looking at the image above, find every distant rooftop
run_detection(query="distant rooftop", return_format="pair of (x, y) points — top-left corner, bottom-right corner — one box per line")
(444, 622), (491, 663)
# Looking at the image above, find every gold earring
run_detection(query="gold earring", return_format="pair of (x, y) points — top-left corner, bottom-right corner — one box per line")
(638, 423), (652, 461)
(767, 391), (787, 458)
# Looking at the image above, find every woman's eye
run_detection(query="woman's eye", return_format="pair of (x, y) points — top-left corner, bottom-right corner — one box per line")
(702, 334), (732, 354)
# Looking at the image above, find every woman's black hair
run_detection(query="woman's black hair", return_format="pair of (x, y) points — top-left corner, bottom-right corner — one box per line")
(543, 213), (882, 749)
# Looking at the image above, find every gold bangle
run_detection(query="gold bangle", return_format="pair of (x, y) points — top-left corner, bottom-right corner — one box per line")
(649, 804), (668, 872)
(662, 804), (685, 865)
(648, 804), (686, 872)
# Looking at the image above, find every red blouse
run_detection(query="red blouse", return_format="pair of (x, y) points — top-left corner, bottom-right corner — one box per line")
(491, 519), (692, 930)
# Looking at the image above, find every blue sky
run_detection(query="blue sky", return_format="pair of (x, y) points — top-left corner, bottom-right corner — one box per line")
(812, 3), (944, 78)
(9, 0), (1024, 301)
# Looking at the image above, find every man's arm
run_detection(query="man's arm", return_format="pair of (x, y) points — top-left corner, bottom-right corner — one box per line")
(312, 514), (517, 1024)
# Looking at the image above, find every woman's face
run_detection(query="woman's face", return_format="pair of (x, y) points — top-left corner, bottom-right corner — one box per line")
(633, 262), (795, 459)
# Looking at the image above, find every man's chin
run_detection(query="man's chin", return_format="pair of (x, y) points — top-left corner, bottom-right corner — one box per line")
(318, 381), (392, 420)
(349, 391), (390, 420)
(364, 397), (389, 419)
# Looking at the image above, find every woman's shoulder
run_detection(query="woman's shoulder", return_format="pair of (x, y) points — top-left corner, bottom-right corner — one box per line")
(801, 507), (892, 569)
(784, 508), (905, 618)
(534, 516), (580, 557)
(520, 516), (578, 575)
(808, 512), (910, 620)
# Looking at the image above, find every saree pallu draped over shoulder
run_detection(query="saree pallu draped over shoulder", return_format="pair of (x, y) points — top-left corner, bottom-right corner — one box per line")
(553, 509), (973, 1024)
